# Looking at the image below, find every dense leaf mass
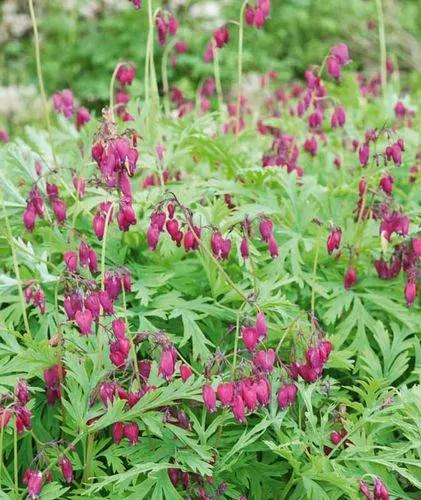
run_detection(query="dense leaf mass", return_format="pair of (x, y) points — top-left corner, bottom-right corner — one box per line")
(0, 1), (420, 499)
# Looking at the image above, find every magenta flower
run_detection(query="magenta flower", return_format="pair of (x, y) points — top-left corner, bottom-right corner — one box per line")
(202, 384), (216, 412)
(344, 266), (357, 289)
(213, 26), (230, 48)
(216, 382), (234, 406)
(58, 457), (74, 483)
(75, 309), (93, 335)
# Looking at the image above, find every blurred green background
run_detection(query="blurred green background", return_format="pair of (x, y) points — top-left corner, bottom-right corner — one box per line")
(1, 0), (420, 131)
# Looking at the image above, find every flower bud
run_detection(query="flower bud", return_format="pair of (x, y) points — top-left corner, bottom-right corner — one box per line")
(326, 228), (342, 254)
(259, 218), (273, 241)
(180, 364), (193, 382)
(344, 266), (357, 289)
(58, 457), (74, 483)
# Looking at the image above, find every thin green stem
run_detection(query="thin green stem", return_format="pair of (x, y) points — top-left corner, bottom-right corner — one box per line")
(311, 226), (322, 315)
(28, 0), (59, 171)
(0, 418), (4, 486)
(161, 40), (176, 117)
(83, 433), (95, 484)
(232, 302), (246, 377)
(109, 63), (123, 122)
(236, 2), (247, 131)
(100, 203), (114, 291)
(13, 420), (18, 491)
(375, 0), (387, 99)
(212, 40), (223, 115)
(121, 286), (141, 387)
(2, 201), (30, 336)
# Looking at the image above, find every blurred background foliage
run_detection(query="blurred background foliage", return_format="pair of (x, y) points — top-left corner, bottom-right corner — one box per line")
(1, 0), (420, 130)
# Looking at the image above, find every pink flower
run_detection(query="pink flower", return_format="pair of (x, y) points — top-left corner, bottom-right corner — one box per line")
(52, 198), (67, 224)
(331, 106), (346, 128)
(231, 394), (246, 423)
(373, 478), (389, 500)
(216, 382), (234, 406)
(213, 26), (230, 48)
(64, 251), (78, 273)
(58, 457), (74, 483)
(240, 237), (249, 258)
(277, 383), (297, 409)
(259, 218), (273, 241)
(404, 280), (417, 307)
(202, 384), (216, 412)
(93, 213), (106, 240)
(379, 175), (394, 195)
(25, 470), (43, 499)
(330, 43), (350, 65)
(112, 422), (125, 444)
(124, 421), (140, 445)
(168, 15), (178, 36)
(268, 236), (279, 259)
(155, 15), (167, 45)
(159, 348), (176, 380)
(76, 107), (91, 130)
(111, 319), (125, 339)
(175, 41), (188, 54)
(394, 101), (406, 119)
(75, 309), (93, 335)
(253, 349), (276, 373)
(255, 311), (267, 340)
(180, 364), (193, 382)
(0, 129), (9, 143)
(359, 143), (370, 167)
(359, 480), (372, 499)
(15, 379), (30, 405)
(0, 409), (11, 429)
(52, 89), (74, 118)
(255, 377), (271, 406)
(344, 267), (357, 289)
(245, 4), (255, 26)
(116, 64), (136, 86)
(23, 204), (36, 232)
(304, 136), (318, 156)
(326, 56), (341, 80)
(327, 228), (342, 254)
(147, 223), (160, 250)
(242, 326), (259, 352)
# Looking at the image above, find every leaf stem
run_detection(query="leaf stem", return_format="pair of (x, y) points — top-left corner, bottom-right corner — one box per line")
(212, 40), (224, 116)
(27, 0), (59, 171)
(236, 2), (247, 131)
(375, 0), (387, 99)
(2, 201), (30, 336)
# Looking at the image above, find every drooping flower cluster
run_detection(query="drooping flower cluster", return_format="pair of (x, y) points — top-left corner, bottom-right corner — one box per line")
(25, 282), (46, 314)
(359, 477), (390, 500)
(52, 88), (91, 129)
(44, 364), (62, 404)
(0, 379), (32, 434)
(289, 339), (333, 383)
(115, 63), (136, 121)
(244, 0), (271, 29)
(326, 43), (351, 80)
(155, 11), (178, 46)
(91, 131), (139, 233)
